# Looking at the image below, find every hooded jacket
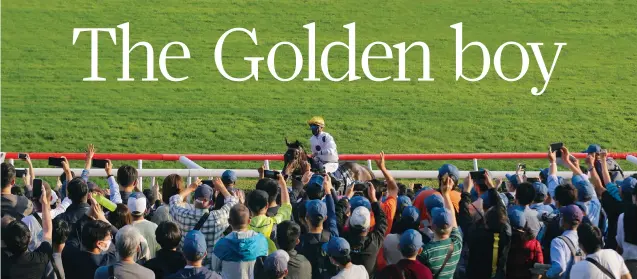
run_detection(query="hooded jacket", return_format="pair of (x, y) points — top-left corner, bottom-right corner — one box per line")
(210, 230), (268, 279)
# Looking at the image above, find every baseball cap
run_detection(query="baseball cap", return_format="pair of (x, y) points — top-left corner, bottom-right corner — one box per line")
(400, 206), (420, 225)
(573, 179), (595, 201)
(194, 184), (214, 201)
(438, 164), (460, 181)
(505, 174), (520, 189)
(349, 196), (371, 211)
(583, 144), (601, 154)
(221, 170), (237, 185)
(305, 199), (327, 221)
(532, 182), (548, 201)
(617, 177), (637, 194)
(264, 250), (290, 277)
(349, 206), (371, 231)
(183, 230), (207, 261)
(508, 208), (527, 229)
(397, 195), (412, 209)
(424, 194), (444, 213)
(127, 192), (147, 216)
(431, 207), (452, 228)
(399, 229), (424, 255)
(322, 237), (350, 258)
(306, 175), (324, 199)
(559, 204), (584, 223)
(539, 168), (550, 180)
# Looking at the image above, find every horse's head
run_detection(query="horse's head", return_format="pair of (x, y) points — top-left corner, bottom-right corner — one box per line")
(283, 138), (307, 176)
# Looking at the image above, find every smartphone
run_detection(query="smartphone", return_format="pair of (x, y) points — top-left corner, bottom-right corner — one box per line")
(33, 178), (43, 198)
(16, 169), (27, 177)
(92, 159), (108, 169)
(18, 153), (27, 159)
(550, 142), (564, 157)
(201, 180), (214, 186)
(263, 170), (280, 179)
(527, 177), (540, 183)
(48, 157), (65, 167)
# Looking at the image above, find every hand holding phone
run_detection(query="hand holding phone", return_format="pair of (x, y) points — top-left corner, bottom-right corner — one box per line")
(48, 157), (65, 167)
(33, 179), (43, 199)
(18, 153), (27, 160)
(201, 180), (214, 187)
(550, 142), (564, 158)
(263, 170), (280, 179)
(92, 159), (108, 169)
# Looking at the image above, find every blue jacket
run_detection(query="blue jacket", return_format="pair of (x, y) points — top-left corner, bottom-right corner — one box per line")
(210, 230), (268, 279)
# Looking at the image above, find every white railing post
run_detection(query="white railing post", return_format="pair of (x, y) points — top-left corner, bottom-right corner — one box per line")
(138, 159), (143, 190)
(9, 159), (14, 166)
(473, 159), (479, 171)
(264, 160), (270, 170)
(151, 177), (156, 188)
(367, 159), (373, 170)
(627, 155), (637, 166)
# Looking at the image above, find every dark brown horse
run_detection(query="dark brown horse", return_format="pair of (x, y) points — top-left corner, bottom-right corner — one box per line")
(282, 139), (375, 193)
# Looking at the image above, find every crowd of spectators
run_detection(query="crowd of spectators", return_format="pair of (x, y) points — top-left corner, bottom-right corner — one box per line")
(1, 144), (636, 279)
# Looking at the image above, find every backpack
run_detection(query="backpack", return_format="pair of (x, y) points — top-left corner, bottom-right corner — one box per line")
(557, 236), (584, 279)
(596, 158), (624, 183)
(299, 231), (334, 279)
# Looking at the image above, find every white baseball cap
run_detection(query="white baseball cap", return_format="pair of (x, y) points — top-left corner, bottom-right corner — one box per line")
(127, 193), (147, 216)
(349, 206), (371, 231)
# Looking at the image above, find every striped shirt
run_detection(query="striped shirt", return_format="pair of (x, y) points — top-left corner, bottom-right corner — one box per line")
(418, 227), (463, 279)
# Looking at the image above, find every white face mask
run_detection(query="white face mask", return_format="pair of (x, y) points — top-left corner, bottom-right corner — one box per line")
(100, 239), (112, 252)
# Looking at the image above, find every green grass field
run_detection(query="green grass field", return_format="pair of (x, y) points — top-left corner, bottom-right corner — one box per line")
(2, 0), (636, 179)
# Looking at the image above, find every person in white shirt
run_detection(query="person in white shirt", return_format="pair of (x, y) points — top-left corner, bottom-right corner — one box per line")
(570, 223), (632, 279)
(22, 181), (71, 251)
(546, 204), (585, 279)
(307, 116), (339, 173)
(322, 237), (368, 279)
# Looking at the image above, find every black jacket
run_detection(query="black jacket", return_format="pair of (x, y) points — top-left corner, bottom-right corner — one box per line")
(143, 249), (186, 279)
(344, 201), (388, 278)
(458, 189), (511, 279)
(285, 249), (312, 279)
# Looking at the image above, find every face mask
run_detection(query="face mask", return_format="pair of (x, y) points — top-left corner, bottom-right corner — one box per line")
(100, 239), (112, 252)
(310, 125), (320, 136)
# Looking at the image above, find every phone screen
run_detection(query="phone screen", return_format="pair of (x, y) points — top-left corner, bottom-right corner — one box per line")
(550, 142), (564, 157)
(18, 153), (27, 159)
(16, 169), (27, 177)
(92, 159), (108, 169)
(33, 179), (43, 198)
(48, 157), (64, 167)
(201, 180), (214, 186)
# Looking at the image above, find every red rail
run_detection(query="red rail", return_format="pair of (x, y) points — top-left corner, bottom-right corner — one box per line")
(3, 152), (635, 161)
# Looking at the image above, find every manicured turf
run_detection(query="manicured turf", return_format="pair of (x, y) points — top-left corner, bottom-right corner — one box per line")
(2, 0), (635, 184)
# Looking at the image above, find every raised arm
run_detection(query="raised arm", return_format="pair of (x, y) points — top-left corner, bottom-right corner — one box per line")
(105, 160), (122, 204)
(24, 154), (35, 191)
(599, 151), (612, 186)
(547, 147), (560, 199)
(278, 173), (290, 205)
(323, 175), (339, 237)
(560, 146), (584, 176)
(82, 144), (95, 182)
(586, 154), (605, 197)
(368, 183), (388, 236)
(440, 173), (457, 228)
(375, 151), (398, 198)
(39, 184), (52, 241)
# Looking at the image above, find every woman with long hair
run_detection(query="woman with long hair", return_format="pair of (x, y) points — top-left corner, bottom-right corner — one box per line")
(506, 210), (543, 279)
(107, 204), (132, 229)
(150, 174), (185, 224)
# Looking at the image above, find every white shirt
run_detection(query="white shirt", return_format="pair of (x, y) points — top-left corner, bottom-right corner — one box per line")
(569, 249), (630, 279)
(309, 132), (338, 164)
(383, 234), (402, 265)
(617, 213), (637, 260)
(22, 197), (72, 251)
(331, 264), (369, 279)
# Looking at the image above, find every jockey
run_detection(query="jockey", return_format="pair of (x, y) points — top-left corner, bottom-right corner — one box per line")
(307, 116), (339, 173)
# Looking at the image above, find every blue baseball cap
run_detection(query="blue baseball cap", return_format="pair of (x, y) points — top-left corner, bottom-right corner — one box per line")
(221, 170), (237, 184)
(508, 208), (526, 229)
(397, 195), (412, 209)
(438, 164), (460, 181)
(573, 179), (595, 201)
(532, 182), (548, 201)
(617, 177), (637, 194)
(322, 237), (350, 258)
(505, 174), (520, 189)
(431, 207), (452, 228)
(399, 229), (424, 255)
(401, 206), (420, 224)
(539, 168), (550, 180)
(349, 196), (371, 211)
(306, 199), (327, 220)
(194, 184), (214, 200)
(306, 175), (324, 198)
(571, 175), (585, 185)
(424, 194), (444, 213)
(583, 144), (601, 154)
(183, 230), (207, 261)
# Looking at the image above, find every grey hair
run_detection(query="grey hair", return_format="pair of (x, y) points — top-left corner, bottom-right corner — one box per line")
(115, 225), (142, 258)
